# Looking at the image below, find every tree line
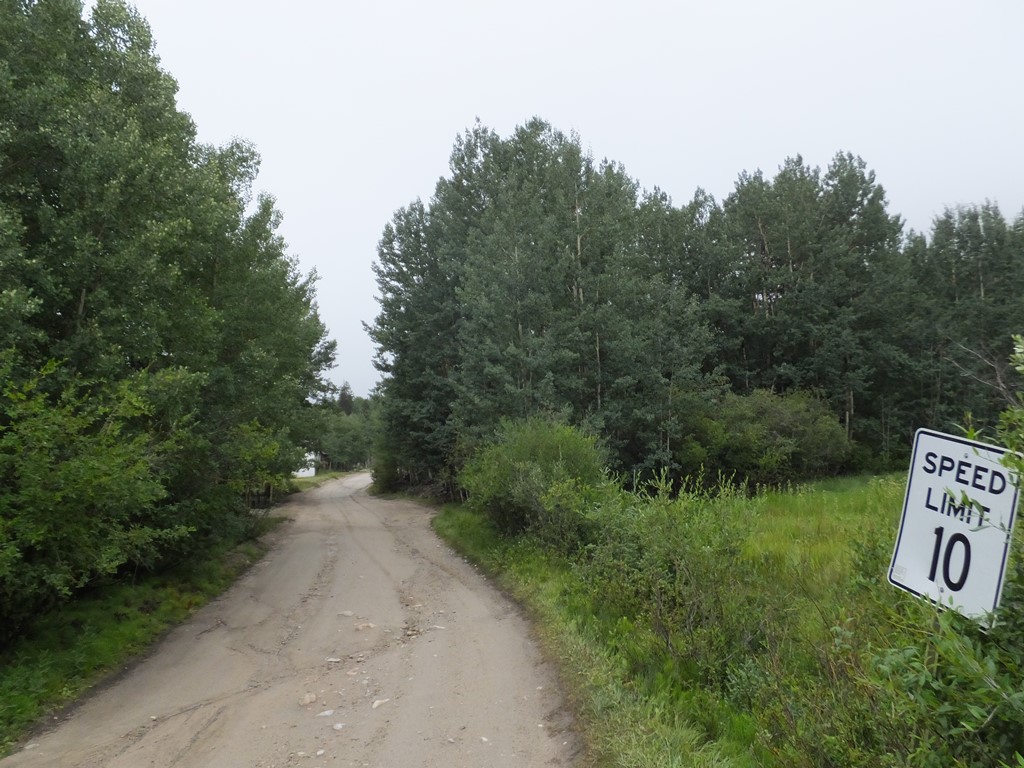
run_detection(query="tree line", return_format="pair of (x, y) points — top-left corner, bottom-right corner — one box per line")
(0, 0), (335, 639)
(315, 383), (374, 472)
(370, 118), (1024, 492)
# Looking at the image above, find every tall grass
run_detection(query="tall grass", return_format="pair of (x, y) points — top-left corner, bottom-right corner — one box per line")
(436, 468), (1023, 767)
(434, 504), (759, 768)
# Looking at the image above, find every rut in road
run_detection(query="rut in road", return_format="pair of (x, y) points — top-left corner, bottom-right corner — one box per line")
(2, 473), (580, 768)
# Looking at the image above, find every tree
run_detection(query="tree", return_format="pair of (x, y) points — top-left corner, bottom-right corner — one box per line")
(0, 0), (336, 638)
(370, 119), (719, 485)
(369, 118), (1022, 489)
(917, 205), (1024, 428)
(368, 198), (459, 489)
(451, 120), (603, 434)
(712, 153), (903, 446)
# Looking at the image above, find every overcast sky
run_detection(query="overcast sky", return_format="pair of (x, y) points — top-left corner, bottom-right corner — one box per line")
(117, 0), (1023, 397)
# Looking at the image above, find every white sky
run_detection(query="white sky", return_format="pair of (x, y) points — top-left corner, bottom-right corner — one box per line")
(118, 0), (1023, 397)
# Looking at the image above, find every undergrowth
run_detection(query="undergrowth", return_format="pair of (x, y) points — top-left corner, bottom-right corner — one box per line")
(440, 417), (1024, 767)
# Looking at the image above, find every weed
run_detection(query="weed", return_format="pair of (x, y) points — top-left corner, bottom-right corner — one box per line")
(436, 454), (1024, 767)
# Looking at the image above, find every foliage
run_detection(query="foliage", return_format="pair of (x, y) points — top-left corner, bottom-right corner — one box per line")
(0, 0), (335, 642)
(223, 420), (296, 505)
(368, 198), (460, 489)
(314, 387), (374, 471)
(692, 389), (853, 487)
(866, 605), (1024, 767)
(369, 119), (719, 490)
(0, 359), (189, 639)
(369, 119), (1024, 492)
(581, 477), (757, 690)
(998, 335), (1024, 486)
(459, 418), (606, 543)
(443, 400), (1024, 766)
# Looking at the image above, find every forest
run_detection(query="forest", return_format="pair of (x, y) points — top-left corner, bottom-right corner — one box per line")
(0, 0), (336, 639)
(2, 1), (1024, 763)
(369, 120), (1024, 766)
(370, 119), (1024, 494)
(3, 0), (1022, 687)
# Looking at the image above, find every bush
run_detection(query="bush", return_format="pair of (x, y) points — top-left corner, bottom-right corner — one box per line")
(458, 418), (606, 547)
(0, 363), (186, 642)
(857, 335), (1024, 766)
(679, 389), (852, 488)
(580, 477), (757, 689)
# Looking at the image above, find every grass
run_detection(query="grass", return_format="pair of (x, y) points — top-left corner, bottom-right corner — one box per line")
(287, 468), (353, 493)
(0, 517), (283, 756)
(739, 474), (906, 636)
(434, 501), (764, 768)
(432, 473), (917, 767)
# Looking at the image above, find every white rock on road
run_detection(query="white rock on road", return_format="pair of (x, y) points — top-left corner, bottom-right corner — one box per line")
(1, 472), (580, 767)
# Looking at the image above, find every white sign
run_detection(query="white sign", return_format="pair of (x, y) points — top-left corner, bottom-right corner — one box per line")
(889, 429), (1019, 626)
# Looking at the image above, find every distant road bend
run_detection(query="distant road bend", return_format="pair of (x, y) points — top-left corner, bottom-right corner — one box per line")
(2, 472), (580, 768)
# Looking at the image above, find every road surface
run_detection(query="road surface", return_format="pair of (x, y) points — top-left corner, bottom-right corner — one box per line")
(2, 473), (580, 767)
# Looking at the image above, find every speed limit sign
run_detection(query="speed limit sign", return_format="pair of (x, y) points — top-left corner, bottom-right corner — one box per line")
(889, 429), (1020, 626)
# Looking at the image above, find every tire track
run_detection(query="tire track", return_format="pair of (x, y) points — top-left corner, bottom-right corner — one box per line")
(2, 473), (580, 768)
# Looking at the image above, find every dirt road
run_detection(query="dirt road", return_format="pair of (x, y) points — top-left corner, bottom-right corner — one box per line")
(2, 473), (580, 768)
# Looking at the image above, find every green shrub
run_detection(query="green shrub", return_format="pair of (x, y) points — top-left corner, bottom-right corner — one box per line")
(0, 362), (185, 642)
(580, 476), (760, 690)
(458, 418), (606, 546)
(853, 334), (1024, 767)
(681, 389), (852, 487)
(858, 591), (1024, 768)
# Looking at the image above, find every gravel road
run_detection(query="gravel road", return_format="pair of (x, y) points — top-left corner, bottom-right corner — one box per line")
(2, 473), (580, 768)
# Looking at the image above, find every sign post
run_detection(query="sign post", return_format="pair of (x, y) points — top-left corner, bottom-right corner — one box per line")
(889, 429), (1020, 626)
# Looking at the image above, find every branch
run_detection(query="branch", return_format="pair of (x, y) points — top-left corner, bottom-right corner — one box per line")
(946, 341), (1020, 407)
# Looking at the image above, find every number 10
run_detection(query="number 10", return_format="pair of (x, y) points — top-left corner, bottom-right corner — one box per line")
(928, 526), (971, 592)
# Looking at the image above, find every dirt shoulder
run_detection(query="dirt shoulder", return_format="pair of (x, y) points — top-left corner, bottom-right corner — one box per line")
(1, 473), (579, 768)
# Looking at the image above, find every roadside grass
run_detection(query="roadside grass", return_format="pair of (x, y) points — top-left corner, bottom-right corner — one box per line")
(740, 474), (906, 643)
(0, 515), (283, 756)
(288, 469), (352, 493)
(434, 502), (764, 767)
(433, 474), (912, 767)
